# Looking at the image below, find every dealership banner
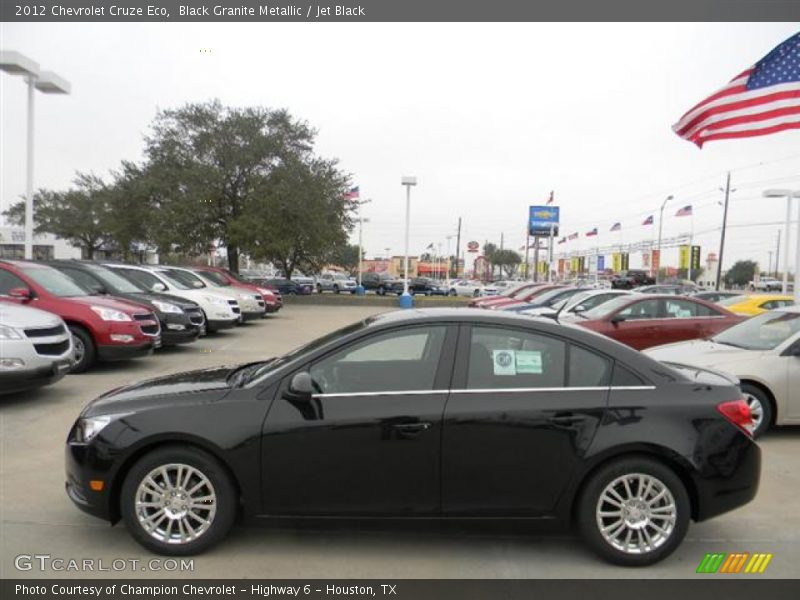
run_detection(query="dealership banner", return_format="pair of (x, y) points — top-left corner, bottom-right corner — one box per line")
(2, 579), (798, 600)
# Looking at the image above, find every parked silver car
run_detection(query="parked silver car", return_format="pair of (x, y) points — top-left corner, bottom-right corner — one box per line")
(316, 273), (357, 294)
(0, 303), (75, 394)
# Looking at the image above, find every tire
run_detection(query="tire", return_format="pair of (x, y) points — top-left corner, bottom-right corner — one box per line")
(120, 445), (237, 556)
(316, 284), (323, 294)
(68, 325), (96, 373)
(740, 383), (773, 438)
(577, 456), (690, 566)
(334, 285), (340, 294)
(473, 289), (480, 297)
(449, 289), (457, 297)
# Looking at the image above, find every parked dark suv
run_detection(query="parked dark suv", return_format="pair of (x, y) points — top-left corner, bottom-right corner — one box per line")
(386, 277), (447, 296)
(45, 261), (205, 345)
(612, 269), (656, 289)
(360, 272), (397, 295)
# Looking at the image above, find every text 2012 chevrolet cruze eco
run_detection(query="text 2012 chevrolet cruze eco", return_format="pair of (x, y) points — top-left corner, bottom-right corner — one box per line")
(65, 309), (759, 565)
(0, 260), (160, 372)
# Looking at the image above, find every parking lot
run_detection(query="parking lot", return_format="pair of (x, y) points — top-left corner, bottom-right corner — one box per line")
(1, 304), (799, 579)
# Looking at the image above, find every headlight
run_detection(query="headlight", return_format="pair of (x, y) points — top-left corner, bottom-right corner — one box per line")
(203, 295), (227, 306)
(90, 306), (132, 322)
(72, 413), (131, 444)
(0, 324), (24, 340)
(151, 300), (182, 314)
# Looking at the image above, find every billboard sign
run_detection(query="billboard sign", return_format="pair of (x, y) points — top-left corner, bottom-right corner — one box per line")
(467, 241), (480, 253)
(528, 206), (560, 237)
(691, 246), (701, 271)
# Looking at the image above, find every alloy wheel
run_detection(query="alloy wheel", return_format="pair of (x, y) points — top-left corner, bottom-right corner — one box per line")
(73, 335), (85, 365)
(134, 463), (217, 545)
(743, 392), (765, 431)
(595, 473), (677, 555)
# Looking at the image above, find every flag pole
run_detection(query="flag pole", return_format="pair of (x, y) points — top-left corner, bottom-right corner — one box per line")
(716, 172), (731, 291)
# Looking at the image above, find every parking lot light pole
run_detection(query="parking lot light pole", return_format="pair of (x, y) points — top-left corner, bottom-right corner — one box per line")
(0, 51), (70, 260)
(400, 177), (417, 308)
(355, 198), (371, 295)
(763, 189), (800, 299)
(656, 195), (674, 283)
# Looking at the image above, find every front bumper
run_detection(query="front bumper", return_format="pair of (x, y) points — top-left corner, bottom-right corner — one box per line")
(0, 360), (72, 395)
(206, 318), (238, 332)
(97, 342), (155, 361)
(159, 313), (201, 346)
(65, 442), (111, 521)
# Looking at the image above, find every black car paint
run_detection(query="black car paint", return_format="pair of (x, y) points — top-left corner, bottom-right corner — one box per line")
(66, 309), (759, 529)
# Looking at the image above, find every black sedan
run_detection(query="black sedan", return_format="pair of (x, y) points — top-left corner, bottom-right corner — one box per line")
(65, 309), (759, 565)
(387, 277), (447, 296)
(256, 278), (313, 295)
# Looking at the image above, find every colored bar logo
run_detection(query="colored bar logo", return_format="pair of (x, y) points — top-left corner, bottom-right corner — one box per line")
(696, 552), (773, 574)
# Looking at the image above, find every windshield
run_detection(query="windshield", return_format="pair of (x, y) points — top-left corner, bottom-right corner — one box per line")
(581, 294), (636, 319)
(529, 288), (571, 306)
(161, 269), (206, 289)
(712, 311), (800, 351)
(89, 265), (145, 293)
(22, 266), (88, 297)
(718, 295), (750, 307)
(199, 270), (231, 286)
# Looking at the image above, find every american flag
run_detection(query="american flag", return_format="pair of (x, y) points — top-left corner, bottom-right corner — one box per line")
(610, 222), (622, 232)
(586, 228), (598, 237)
(642, 215), (654, 226)
(673, 32), (800, 147)
(568, 232), (579, 241)
(546, 190), (555, 205)
(344, 186), (360, 200)
(675, 205), (693, 217)
(557, 237), (567, 245)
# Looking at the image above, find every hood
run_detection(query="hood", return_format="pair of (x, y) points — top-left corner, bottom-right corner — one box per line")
(645, 339), (752, 366)
(82, 364), (240, 417)
(106, 291), (200, 310)
(0, 302), (64, 328)
(68, 294), (152, 314)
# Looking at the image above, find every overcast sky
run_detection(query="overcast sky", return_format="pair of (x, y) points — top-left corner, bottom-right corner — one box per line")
(1, 22), (799, 273)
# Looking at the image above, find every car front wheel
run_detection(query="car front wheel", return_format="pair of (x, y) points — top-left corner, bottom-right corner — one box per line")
(68, 325), (96, 373)
(120, 446), (237, 555)
(577, 456), (690, 566)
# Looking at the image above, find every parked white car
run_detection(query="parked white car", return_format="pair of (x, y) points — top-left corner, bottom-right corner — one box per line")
(106, 264), (240, 333)
(162, 266), (266, 320)
(448, 280), (492, 297)
(520, 289), (632, 318)
(645, 306), (800, 437)
(0, 303), (74, 395)
(749, 276), (783, 292)
(317, 273), (357, 294)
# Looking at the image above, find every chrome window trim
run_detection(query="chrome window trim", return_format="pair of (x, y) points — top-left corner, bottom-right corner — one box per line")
(312, 385), (656, 398)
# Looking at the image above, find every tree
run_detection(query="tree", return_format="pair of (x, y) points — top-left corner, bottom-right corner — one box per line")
(3, 173), (115, 259)
(142, 100), (318, 272)
(231, 156), (352, 279)
(328, 243), (361, 274)
(724, 260), (757, 287)
(491, 249), (522, 278)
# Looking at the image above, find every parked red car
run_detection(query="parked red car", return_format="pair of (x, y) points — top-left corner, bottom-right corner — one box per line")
(192, 266), (282, 313)
(564, 294), (743, 350)
(469, 282), (545, 308)
(0, 260), (160, 372)
(487, 285), (567, 310)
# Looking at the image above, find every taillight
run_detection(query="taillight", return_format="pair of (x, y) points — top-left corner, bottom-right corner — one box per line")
(717, 399), (754, 437)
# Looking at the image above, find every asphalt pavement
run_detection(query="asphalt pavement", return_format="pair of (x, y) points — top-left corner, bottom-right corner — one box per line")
(1, 305), (798, 579)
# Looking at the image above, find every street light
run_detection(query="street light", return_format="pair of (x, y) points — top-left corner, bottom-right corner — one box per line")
(355, 198), (372, 295)
(763, 189), (800, 300)
(400, 176), (417, 308)
(0, 51), (70, 260)
(656, 194), (674, 283)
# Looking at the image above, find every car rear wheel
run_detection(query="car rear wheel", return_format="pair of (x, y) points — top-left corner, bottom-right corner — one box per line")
(68, 325), (96, 373)
(333, 285), (340, 294)
(740, 383), (772, 438)
(577, 457), (690, 566)
(473, 289), (480, 297)
(121, 446), (236, 556)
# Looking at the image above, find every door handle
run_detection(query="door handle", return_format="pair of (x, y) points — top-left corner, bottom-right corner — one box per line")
(393, 422), (431, 432)
(547, 414), (586, 425)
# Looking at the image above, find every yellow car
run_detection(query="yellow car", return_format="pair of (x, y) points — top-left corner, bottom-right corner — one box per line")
(718, 294), (795, 316)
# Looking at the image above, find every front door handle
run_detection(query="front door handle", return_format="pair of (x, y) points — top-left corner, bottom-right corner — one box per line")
(547, 414), (586, 425)
(393, 422), (431, 432)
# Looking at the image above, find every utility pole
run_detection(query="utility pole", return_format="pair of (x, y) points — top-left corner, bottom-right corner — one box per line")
(775, 229), (781, 279)
(768, 251), (774, 277)
(715, 172), (731, 291)
(533, 238), (540, 283)
(454, 217), (462, 279)
(524, 228), (531, 280)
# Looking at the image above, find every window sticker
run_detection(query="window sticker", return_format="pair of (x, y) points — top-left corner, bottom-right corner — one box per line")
(492, 350), (517, 375)
(515, 350), (543, 374)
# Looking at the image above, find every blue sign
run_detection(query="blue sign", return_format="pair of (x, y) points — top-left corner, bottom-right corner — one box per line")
(597, 255), (605, 272)
(529, 205), (560, 237)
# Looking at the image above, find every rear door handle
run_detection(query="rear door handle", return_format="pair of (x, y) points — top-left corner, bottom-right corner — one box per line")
(393, 422), (431, 432)
(547, 414), (586, 425)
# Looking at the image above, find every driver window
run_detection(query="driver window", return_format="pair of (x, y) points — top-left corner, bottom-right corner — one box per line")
(617, 299), (661, 320)
(309, 326), (447, 394)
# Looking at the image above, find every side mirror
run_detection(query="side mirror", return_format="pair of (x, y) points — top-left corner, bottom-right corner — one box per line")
(610, 314), (626, 324)
(8, 287), (32, 302)
(89, 283), (107, 295)
(286, 372), (317, 401)
(151, 282), (167, 292)
(572, 305), (587, 313)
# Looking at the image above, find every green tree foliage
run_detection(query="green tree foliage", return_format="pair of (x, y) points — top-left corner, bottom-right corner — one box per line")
(491, 248), (522, 278)
(724, 260), (757, 287)
(3, 173), (114, 259)
(328, 244), (362, 275)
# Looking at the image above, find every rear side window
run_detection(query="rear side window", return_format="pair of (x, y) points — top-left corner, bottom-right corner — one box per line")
(612, 364), (647, 386)
(568, 345), (612, 387)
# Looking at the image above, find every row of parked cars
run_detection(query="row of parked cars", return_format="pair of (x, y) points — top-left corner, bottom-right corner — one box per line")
(0, 260), (284, 394)
(469, 281), (800, 437)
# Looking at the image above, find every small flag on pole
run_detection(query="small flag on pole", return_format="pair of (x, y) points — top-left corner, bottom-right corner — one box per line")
(344, 186), (360, 200)
(673, 32), (800, 147)
(585, 228), (598, 237)
(546, 191), (555, 205)
(557, 237), (567, 245)
(642, 215), (654, 226)
(675, 205), (693, 217)
(426, 242), (435, 250)
(610, 222), (622, 232)
(568, 232), (579, 241)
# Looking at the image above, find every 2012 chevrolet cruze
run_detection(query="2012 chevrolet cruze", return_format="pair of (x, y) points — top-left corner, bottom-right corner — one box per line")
(65, 309), (760, 565)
